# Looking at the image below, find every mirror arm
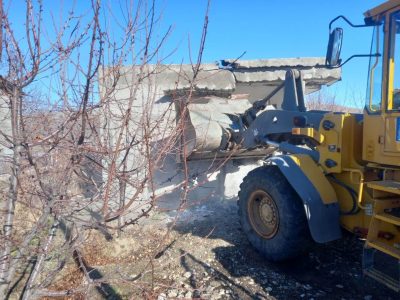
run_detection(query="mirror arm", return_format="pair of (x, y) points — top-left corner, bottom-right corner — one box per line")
(329, 15), (376, 31)
(328, 53), (381, 69)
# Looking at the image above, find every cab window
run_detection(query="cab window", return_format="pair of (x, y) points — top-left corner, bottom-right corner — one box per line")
(366, 24), (384, 112)
(389, 11), (400, 110)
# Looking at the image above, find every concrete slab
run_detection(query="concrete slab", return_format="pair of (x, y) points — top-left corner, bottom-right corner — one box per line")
(221, 57), (328, 68)
(110, 64), (236, 98)
(103, 58), (341, 101)
(222, 57), (341, 101)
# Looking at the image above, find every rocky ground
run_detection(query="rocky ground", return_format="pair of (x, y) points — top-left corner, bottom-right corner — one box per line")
(51, 196), (399, 300)
(156, 199), (398, 300)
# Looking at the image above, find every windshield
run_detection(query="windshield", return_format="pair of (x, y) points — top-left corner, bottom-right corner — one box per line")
(366, 24), (384, 112)
(389, 11), (400, 110)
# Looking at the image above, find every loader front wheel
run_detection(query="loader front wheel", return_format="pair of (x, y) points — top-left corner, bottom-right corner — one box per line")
(238, 166), (312, 261)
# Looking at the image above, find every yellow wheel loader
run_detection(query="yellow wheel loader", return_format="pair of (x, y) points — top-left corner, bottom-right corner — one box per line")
(235, 0), (400, 291)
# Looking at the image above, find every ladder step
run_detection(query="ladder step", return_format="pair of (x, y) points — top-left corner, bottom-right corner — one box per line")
(367, 180), (400, 195)
(367, 240), (400, 260)
(375, 212), (400, 226)
(364, 268), (400, 292)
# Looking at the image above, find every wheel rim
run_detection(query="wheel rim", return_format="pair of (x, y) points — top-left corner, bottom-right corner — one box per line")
(247, 190), (279, 239)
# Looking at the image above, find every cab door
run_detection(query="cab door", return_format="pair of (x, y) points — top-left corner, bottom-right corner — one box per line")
(363, 19), (387, 164)
(363, 10), (400, 166)
(384, 11), (400, 155)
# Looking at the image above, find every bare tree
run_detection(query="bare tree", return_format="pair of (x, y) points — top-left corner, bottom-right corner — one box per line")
(0, 0), (214, 298)
(306, 87), (364, 113)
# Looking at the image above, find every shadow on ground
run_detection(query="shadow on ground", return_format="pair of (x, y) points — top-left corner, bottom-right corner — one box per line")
(173, 198), (398, 299)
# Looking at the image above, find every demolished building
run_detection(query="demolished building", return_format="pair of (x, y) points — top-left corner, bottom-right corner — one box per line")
(99, 58), (341, 212)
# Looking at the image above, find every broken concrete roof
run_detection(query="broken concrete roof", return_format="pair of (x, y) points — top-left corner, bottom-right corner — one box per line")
(221, 57), (328, 68)
(100, 57), (341, 102)
(221, 57), (341, 101)
(149, 65), (236, 97)
(223, 57), (339, 83)
(218, 57), (341, 101)
(101, 64), (235, 97)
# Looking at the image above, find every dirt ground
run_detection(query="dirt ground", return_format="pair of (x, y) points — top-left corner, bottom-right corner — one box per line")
(51, 195), (399, 300)
(158, 199), (398, 300)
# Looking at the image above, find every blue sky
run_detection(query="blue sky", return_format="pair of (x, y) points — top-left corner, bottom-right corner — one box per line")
(5, 0), (385, 107)
(156, 0), (384, 108)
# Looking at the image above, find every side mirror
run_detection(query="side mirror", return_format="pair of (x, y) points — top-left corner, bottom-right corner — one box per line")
(326, 27), (343, 67)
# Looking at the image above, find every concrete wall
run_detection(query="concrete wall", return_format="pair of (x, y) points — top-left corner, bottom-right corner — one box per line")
(0, 94), (12, 183)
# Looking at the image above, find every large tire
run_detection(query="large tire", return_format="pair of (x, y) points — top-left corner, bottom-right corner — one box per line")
(238, 166), (312, 261)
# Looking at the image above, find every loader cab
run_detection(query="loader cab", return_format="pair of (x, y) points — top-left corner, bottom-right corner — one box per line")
(326, 1), (400, 166)
(363, 2), (400, 166)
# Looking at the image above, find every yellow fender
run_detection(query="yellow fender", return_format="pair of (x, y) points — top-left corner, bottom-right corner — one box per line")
(267, 154), (341, 243)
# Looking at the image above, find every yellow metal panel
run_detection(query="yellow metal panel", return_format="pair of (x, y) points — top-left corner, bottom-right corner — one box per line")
(318, 113), (345, 173)
(363, 113), (384, 162)
(339, 116), (363, 168)
(363, 111), (400, 165)
(316, 113), (364, 173)
(365, 0), (400, 18)
(388, 58), (395, 110)
(289, 154), (337, 205)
